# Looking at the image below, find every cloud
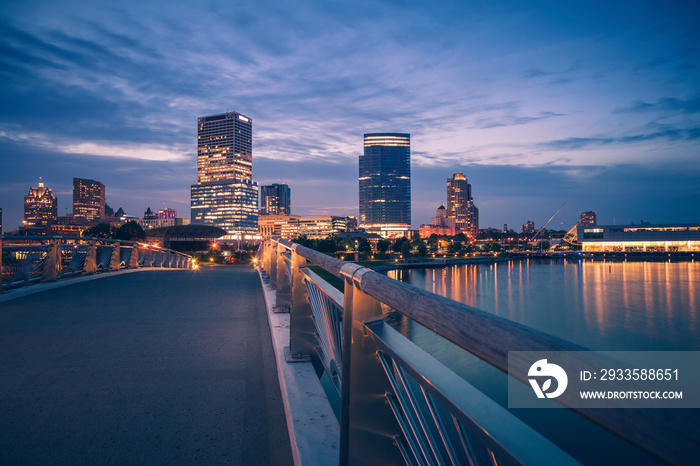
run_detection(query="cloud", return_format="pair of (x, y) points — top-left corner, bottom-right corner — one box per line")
(613, 97), (700, 115)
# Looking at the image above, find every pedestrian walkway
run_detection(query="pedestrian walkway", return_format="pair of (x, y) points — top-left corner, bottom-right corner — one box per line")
(0, 265), (293, 465)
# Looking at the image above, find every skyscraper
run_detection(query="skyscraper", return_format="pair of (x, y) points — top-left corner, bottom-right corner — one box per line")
(73, 178), (105, 221)
(260, 183), (291, 215)
(24, 181), (58, 227)
(359, 133), (411, 233)
(197, 112), (252, 183)
(191, 112), (258, 237)
(447, 173), (479, 239)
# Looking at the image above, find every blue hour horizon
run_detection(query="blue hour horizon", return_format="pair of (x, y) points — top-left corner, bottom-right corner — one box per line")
(1, 0), (699, 232)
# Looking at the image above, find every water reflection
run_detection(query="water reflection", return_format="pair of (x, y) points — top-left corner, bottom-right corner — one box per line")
(388, 260), (700, 350)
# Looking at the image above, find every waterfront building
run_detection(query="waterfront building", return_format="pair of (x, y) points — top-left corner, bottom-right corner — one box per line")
(522, 220), (535, 235)
(24, 181), (58, 227)
(580, 211), (597, 226)
(359, 133), (411, 235)
(419, 203), (456, 238)
(578, 223), (700, 252)
(446, 173), (479, 239)
(73, 178), (105, 221)
(191, 111), (258, 238)
(260, 183), (291, 215)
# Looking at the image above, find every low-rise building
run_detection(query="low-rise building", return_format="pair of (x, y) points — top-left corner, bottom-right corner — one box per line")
(578, 223), (700, 252)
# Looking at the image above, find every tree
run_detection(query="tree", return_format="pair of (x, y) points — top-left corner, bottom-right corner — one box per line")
(376, 240), (390, 254)
(454, 232), (467, 243)
(393, 237), (410, 253)
(357, 239), (371, 253)
(400, 240), (412, 257)
(82, 223), (117, 239)
(417, 241), (427, 256)
(115, 220), (146, 241)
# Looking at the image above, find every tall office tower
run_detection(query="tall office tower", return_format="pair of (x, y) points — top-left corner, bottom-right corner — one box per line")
(447, 173), (479, 239)
(197, 112), (252, 183)
(191, 112), (258, 236)
(260, 183), (291, 215)
(73, 178), (105, 221)
(580, 211), (597, 226)
(359, 133), (411, 233)
(24, 181), (58, 227)
(522, 221), (535, 235)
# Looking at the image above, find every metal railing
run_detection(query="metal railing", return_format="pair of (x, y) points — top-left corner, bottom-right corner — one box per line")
(1, 236), (193, 293)
(258, 237), (697, 465)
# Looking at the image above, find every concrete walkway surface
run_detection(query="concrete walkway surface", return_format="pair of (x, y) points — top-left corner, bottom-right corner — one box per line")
(0, 265), (293, 465)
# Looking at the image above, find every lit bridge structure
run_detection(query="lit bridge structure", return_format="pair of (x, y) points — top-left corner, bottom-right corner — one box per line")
(1, 235), (698, 464)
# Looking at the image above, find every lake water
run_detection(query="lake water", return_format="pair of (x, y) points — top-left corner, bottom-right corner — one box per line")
(384, 259), (700, 465)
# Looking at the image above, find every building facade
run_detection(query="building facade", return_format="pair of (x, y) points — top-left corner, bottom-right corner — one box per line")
(419, 203), (456, 238)
(578, 224), (700, 252)
(73, 178), (105, 221)
(158, 207), (177, 220)
(24, 181), (58, 227)
(191, 179), (259, 235)
(446, 173), (479, 239)
(359, 133), (411, 234)
(580, 211), (597, 226)
(258, 214), (356, 240)
(191, 112), (258, 237)
(260, 183), (291, 215)
(522, 221), (535, 235)
(196, 112), (252, 183)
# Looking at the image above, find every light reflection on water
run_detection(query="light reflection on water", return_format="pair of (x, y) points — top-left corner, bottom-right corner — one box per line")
(385, 259), (700, 464)
(388, 259), (699, 350)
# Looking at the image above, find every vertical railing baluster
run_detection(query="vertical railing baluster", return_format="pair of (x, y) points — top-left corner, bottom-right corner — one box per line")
(110, 242), (120, 271)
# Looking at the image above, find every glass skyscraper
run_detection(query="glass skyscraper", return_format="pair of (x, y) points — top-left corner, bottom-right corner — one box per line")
(359, 133), (411, 232)
(191, 112), (258, 237)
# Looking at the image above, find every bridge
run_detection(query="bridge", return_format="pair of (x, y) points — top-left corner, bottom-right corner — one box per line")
(1, 236), (698, 464)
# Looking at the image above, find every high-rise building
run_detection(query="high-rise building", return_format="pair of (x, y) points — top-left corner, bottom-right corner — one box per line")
(24, 181), (58, 227)
(191, 111), (258, 237)
(580, 211), (597, 226)
(522, 221), (535, 235)
(196, 112), (252, 183)
(191, 180), (259, 234)
(260, 183), (291, 215)
(359, 133), (411, 234)
(73, 178), (105, 221)
(446, 173), (479, 239)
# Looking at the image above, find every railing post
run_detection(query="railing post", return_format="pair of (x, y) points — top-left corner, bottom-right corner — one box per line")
(110, 242), (121, 270)
(274, 248), (291, 312)
(43, 239), (61, 281)
(269, 242), (278, 288)
(339, 264), (402, 466)
(286, 244), (315, 361)
(129, 245), (139, 268)
(85, 240), (97, 274)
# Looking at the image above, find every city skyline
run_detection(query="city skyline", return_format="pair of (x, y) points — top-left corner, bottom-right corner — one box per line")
(1, 0), (699, 232)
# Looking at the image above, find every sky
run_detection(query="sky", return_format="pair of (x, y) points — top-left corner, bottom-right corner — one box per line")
(1, 0), (699, 232)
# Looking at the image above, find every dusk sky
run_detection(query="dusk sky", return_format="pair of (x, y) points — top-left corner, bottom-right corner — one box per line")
(1, 0), (699, 232)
